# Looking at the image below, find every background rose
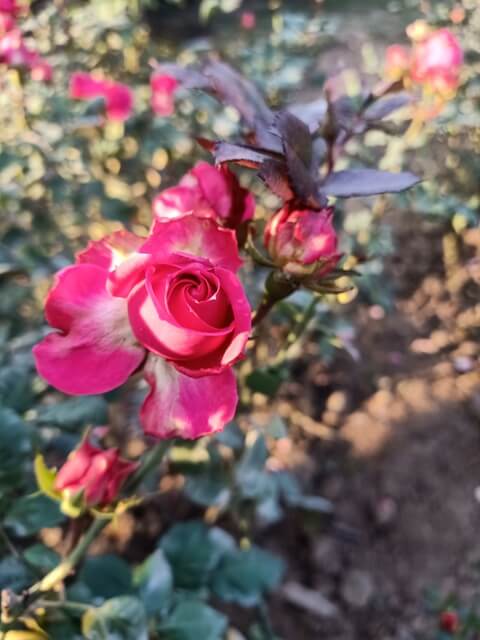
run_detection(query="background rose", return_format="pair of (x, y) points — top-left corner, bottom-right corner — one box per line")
(34, 214), (251, 439)
(411, 29), (463, 93)
(69, 71), (134, 121)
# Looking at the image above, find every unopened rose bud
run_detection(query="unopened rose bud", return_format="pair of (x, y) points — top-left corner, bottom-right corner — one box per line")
(54, 438), (137, 508)
(439, 610), (460, 634)
(385, 44), (411, 81)
(264, 205), (340, 278)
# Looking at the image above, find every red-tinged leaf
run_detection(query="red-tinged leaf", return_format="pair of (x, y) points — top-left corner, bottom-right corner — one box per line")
(320, 169), (421, 197)
(259, 160), (294, 200)
(363, 93), (412, 121)
(213, 141), (278, 168)
(151, 62), (209, 90)
(203, 61), (272, 128)
(287, 97), (327, 132)
(274, 111), (312, 169)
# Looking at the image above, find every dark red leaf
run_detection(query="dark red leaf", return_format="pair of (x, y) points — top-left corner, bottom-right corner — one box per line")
(287, 97), (327, 132)
(320, 169), (421, 197)
(363, 93), (412, 121)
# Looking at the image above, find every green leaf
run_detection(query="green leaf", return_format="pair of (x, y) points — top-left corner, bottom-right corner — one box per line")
(0, 555), (34, 591)
(160, 521), (227, 589)
(0, 364), (35, 412)
(184, 467), (230, 508)
(82, 596), (147, 640)
(24, 543), (60, 573)
(214, 422), (244, 450)
(246, 368), (284, 397)
(158, 600), (227, 640)
(235, 434), (271, 500)
(211, 546), (285, 607)
(134, 549), (173, 616)
(5, 494), (64, 537)
(0, 407), (32, 490)
(78, 555), (133, 600)
(35, 396), (108, 431)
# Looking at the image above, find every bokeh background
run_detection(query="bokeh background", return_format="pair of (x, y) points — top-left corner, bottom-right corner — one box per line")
(0, 0), (479, 638)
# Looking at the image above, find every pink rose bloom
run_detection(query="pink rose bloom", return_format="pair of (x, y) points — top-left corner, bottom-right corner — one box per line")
(30, 58), (53, 83)
(69, 71), (133, 122)
(385, 44), (411, 80)
(150, 73), (178, 117)
(411, 29), (463, 92)
(0, 0), (20, 16)
(54, 437), (137, 507)
(33, 218), (251, 440)
(264, 205), (340, 277)
(240, 11), (256, 30)
(153, 162), (255, 230)
(0, 12), (15, 34)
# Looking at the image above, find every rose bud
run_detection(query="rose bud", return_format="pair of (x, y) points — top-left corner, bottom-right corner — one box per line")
(385, 44), (411, 81)
(264, 205), (340, 277)
(54, 438), (137, 508)
(439, 610), (460, 634)
(150, 73), (178, 117)
(240, 11), (256, 30)
(411, 28), (463, 95)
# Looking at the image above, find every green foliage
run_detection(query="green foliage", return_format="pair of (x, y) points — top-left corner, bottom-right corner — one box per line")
(160, 521), (227, 589)
(4, 494), (65, 537)
(211, 546), (285, 607)
(82, 596), (148, 640)
(134, 549), (173, 616)
(158, 599), (227, 640)
(78, 555), (134, 600)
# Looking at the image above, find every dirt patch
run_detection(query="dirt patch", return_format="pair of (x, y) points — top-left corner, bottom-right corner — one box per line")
(267, 219), (480, 639)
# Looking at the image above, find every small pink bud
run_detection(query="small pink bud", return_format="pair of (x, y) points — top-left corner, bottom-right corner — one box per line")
(385, 44), (411, 81)
(264, 205), (340, 277)
(240, 11), (256, 30)
(54, 437), (137, 507)
(439, 611), (460, 634)
(150, 73), (178, 117)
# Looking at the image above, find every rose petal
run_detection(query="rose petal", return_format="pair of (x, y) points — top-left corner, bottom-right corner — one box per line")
(147, 215), (242, 272)
(33, 264), (145, 395)
(141, 357), (237, 439)
(128, 265), (232, 362)
(77, 230), (144, 271)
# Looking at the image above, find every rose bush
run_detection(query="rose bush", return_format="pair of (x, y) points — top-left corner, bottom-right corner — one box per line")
(33, 215), (251, 439)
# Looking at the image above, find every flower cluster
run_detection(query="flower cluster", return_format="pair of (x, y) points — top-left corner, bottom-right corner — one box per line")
(0, 0), (52, 82)
(69, 72), (134, 122)
(34, 158), (342, 441)
(386, 25), (463, 97)
(34, 174), (252, 440)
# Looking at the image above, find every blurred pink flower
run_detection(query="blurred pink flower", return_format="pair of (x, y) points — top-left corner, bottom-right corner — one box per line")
(385, 44), (411, 81)
(69, 71), (134, 122)
(150, 73), (178, 116)
(411, 28), (463, 93)
(153, 162), (255, 230)
(240, 11), (256, 30)
(264, 205), (340, 277)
